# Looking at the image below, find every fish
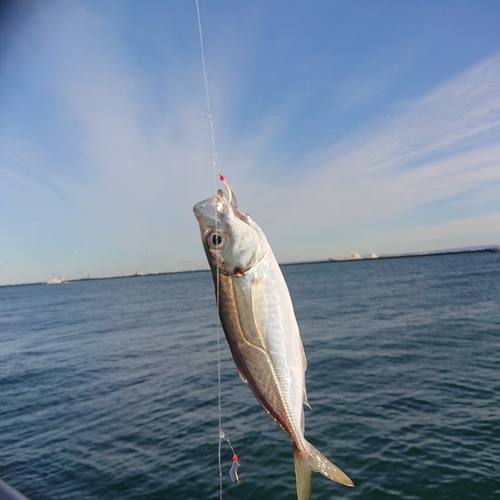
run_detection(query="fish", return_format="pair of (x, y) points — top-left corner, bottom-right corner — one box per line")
(193, 178), (354, 500)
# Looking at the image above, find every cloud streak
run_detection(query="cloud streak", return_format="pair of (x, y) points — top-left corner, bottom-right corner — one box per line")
(245, 53), (500, 259)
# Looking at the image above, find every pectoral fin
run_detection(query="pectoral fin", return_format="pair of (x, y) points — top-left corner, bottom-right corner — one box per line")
(250, 277), (268, 350)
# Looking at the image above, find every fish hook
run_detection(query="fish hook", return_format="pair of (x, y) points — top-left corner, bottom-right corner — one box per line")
(219, 173), (233, 204)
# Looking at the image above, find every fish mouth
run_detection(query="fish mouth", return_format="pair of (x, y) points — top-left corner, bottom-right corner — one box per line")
(193, 188), (243, 230)
(193, 195), (217, 231)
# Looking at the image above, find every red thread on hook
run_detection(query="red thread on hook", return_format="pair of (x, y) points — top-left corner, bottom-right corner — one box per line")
(232, 455), (239, 462)
(219, 173), (225, 182)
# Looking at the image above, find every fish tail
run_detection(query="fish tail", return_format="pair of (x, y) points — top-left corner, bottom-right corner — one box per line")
(293, 440), (354, 500)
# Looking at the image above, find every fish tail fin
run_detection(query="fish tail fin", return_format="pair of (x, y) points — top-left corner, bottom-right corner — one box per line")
(293, 440), (354, 500)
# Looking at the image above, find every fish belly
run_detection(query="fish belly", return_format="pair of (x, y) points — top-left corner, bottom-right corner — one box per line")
(217, 255), (306, 443)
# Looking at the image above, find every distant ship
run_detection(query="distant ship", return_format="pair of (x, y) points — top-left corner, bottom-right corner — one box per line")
(329, 253), (378, 262)
(329, 245), (500, 262)
(44, 275), (68, 285)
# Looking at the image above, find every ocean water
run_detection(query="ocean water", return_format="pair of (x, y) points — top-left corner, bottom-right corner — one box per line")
(0, 252), (499, 500)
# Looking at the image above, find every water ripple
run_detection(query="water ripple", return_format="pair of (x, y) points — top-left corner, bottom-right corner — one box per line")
(0, 254), (499, 499)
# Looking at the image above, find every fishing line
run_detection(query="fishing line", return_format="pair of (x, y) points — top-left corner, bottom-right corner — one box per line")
(195, 2), (240, 498)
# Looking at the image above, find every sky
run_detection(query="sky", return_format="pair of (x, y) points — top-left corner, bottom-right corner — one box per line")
(1, 0), (499, 285)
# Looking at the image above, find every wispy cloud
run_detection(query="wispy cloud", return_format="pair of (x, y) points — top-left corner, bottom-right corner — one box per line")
(369, 212), (500, 254)
(245, 53), (500, 258)
(1, 2), (499, 284)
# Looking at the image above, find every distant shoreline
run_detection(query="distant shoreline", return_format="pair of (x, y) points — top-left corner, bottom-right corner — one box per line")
(1, 245), (498, 288)
(326, 245), (500, 264)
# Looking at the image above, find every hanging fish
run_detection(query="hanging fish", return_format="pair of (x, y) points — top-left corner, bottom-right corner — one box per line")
(193, 176), (354, 500)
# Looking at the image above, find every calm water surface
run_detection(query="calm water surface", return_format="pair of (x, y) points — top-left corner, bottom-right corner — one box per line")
(0, 252), (499, 499)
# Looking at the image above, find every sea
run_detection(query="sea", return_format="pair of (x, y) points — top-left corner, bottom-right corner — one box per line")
(0, 251), (499, 500)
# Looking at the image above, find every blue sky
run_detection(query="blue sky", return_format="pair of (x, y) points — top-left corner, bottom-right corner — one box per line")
(1, 0), (499, 285)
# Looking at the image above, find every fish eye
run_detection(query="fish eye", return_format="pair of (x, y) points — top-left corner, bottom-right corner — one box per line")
(207, 231), (226, 249)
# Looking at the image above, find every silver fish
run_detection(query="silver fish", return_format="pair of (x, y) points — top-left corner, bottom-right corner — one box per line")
(193, 181), (354, 500)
